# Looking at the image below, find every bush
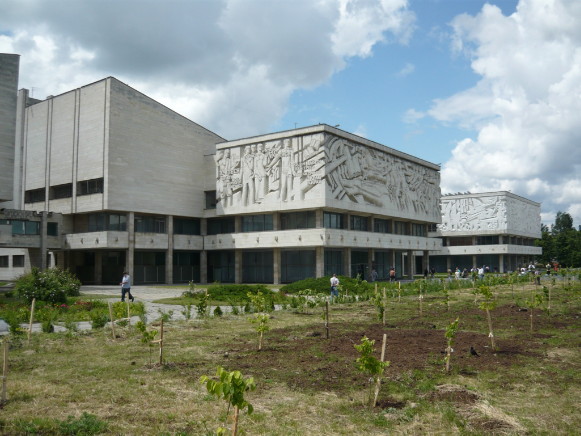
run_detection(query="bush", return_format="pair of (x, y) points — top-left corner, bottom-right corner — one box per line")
(15, 267), (81, 304)
(59, 412), (108, 435)
(280, 275), (374, 295)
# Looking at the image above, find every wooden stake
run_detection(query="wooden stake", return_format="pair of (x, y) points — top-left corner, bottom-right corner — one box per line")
(382, 288), (387, 326)
(232, 405), (239, 436)
(1, 338), (8, 405)
(372, 333), (387, 407)
(126, 301), (131, 324)
(108, 302), (116, 339)
(486, 308), (496, 350)
(158, 318), (164, 365)
(27, 298), (36, 344)
(325, 301), (330, 339)
(398, 282), (401, 303)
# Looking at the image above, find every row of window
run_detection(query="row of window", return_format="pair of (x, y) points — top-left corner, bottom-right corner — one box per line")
(76, 212), (428, 236)
(0, 255), (25, 268)
(445, 236), (536, 246)
(24, 178), (104, 204)
(0, 219), (58, 236)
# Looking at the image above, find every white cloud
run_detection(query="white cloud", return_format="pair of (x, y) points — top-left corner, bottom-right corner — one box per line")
(435, 0), (581, 226)
(0, 0), (415, 140)
(396, 62), (415, 77)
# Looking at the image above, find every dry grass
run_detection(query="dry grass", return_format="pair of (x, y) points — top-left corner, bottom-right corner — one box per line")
(1, 281), (580, 435)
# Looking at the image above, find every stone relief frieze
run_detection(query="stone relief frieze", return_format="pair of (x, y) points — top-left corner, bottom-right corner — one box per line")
(438, 196), (508, 232)
(215, 133), (440, 219)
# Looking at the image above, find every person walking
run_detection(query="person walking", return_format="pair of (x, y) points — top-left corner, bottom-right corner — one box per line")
(120, 271), (135, 302)
(330, 274), (340, 301)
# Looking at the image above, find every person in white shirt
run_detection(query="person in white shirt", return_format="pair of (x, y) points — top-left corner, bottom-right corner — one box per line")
(120, 272), (135, 302)
(330, 274), (339, 301)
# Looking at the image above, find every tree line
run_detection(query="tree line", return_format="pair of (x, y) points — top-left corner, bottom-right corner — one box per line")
(535, 212), (581, 267)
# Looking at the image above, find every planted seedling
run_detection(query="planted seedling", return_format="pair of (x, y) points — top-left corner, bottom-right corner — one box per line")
(354, 336), (390, 408)
(444, 317), (460, 373)
(249, 313), (270, 351)
(200, 366), (256, 436)
(474, 285), (497, 350)
(135, 321), (158, 365)
(526, 289), (544, 333)
(196, 291), (209, 318)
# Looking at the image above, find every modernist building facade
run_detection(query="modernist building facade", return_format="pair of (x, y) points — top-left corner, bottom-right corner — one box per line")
(429, 191), (542, 273)
(0, 54), (443, 284)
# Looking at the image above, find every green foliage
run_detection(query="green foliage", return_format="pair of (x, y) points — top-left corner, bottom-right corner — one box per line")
(200, 366), (256, 434)
(474, 285), (497, 311)
(444, 318), (460, 372)
(197, 292), (209, 317)
(89, 311), (109, 329)
(15, 267), (81, 304)
(354, 336), (389, 382)
(280, 275), (375, 295)
(58, 412), (109, 435)
(249, 313), (270, 334)
(135, 321), (158, 350)
(182, 303), (193, 320)
(213, 306), (223, 317)
(247, 291), (268, 313)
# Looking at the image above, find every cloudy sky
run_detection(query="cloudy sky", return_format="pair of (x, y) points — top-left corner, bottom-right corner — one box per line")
(1, 0), (580, 227)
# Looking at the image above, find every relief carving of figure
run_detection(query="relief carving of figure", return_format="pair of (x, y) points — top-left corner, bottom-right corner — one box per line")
(241, 146), (255, 206)
(254, 142), (267, 202)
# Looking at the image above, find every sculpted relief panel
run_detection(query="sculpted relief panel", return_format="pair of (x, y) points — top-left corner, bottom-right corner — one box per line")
(215, 133), (440, 220)
(438, 195), (540, 236)
(439, 196), (507, 232)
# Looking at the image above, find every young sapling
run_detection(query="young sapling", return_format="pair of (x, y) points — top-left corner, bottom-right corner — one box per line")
(474, 285), (497, 350)
(200, 366), (256, 436)
(354, 336), (390, 408)
(444, 317), (460, 373)
(249, 313), (270, 351)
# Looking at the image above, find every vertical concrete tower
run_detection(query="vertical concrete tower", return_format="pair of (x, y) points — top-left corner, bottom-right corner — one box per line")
(0, 53), (20, 204)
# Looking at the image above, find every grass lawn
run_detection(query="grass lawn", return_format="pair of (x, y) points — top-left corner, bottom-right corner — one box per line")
(1, 280), (579, 435)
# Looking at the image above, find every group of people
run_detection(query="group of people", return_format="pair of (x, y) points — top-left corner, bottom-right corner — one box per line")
(448, 265), (493, 280)
(329, 267), (398, 300)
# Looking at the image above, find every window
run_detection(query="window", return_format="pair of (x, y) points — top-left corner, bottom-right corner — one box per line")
(205, 191), (217, 209)
(135, 215), (166, 233)
(24, 188), (45, 203)
(411, 223), (426, 237)
(393, 221), (408, 235)
(0, 256), (8, 268)
(350, 215), (368, 231)
(88, 213), (126, 232)
(207, 217), (235, 235)
(374, 218), (391, 234)
(174, 218), (201, 235)
(77, 178), (104, 196)
(324, 249), (343, 276)
(280, 211), (315, 230)
(47, 222), (58, 236)
(49, 183), (72, 200)
(448, 237), (474, 246)
(2, 220), (40, 235)
(476, 235), (499, 245)
(324, 212), (344, 229)
(13, 255), (24, 267)
(241, 215), (273, 232)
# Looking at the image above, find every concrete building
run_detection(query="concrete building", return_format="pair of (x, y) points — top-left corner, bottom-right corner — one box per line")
(429, 191), (542, 273)
(0, 53), (443, 284)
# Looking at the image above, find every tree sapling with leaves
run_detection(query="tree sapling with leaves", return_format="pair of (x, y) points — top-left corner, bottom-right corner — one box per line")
(135, 321), (158, 365)
(249, 313), (270, 351)
(354, 336), (389, 408)
(444, 317), (460, 373)
(200, 366), (256, 436)
(526, 289), (544, 332)
(474, 285), (497, 350)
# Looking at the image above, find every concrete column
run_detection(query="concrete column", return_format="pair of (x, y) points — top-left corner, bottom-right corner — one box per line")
(200, 251), (208, 284)
(368, 248), (375, 281)
(343, 247), (351, 277)
(316, 209), (324, 228)
(406, 250), (414, 279)
(127, 212), (135, 279)
(235, 250), (242, 284)
(165, 215), (173, 284)
(273, 212), (280, 230)
(472, 255), (477, 268)
(316, 246), (324, 278)
(446, 256), (451, 273)
(235, 215), (241, 233)
(499, 254), (505, 273)
(94, 252), (102, 284)
(273, 247), (281, 285)
(422, 250), (429, 274)
(200, 218), (207, 284)
(40, 211), (48, 270)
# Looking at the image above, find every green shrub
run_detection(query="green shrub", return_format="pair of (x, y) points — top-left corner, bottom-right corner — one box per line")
(58, 412), (108, 435)
(15, 267), (81, 304)
(280, 275), (375, 295)
(89, 311), (109, 329)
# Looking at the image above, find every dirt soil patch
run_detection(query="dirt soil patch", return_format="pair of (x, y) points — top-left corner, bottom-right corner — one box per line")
(224, 319), (539, 393)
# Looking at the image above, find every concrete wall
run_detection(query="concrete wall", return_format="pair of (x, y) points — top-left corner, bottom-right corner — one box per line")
(216, 126), (441, 223)
(106, 78), (224, 217)
(0, 54), (20, 203)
